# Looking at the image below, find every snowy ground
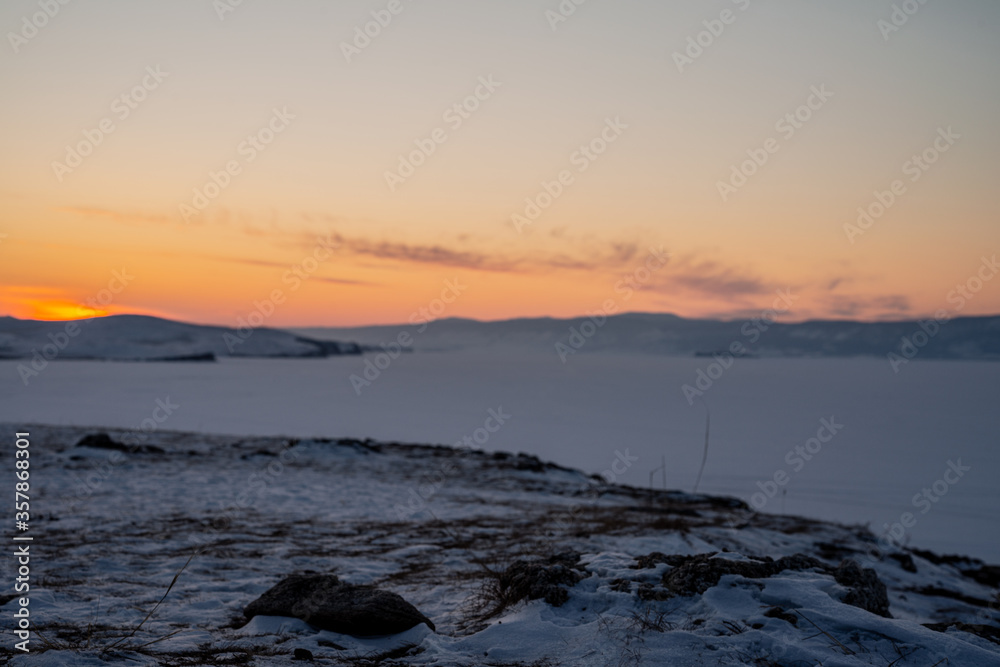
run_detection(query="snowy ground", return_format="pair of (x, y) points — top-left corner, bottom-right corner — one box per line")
(0, 424), (997, 666)
(1, 353), (997, 563)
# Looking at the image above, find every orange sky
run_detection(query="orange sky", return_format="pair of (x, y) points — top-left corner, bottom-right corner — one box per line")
(2, 1), (999, 327)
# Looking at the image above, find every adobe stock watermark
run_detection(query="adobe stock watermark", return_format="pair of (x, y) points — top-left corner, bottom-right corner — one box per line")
(340, 0), (416, 62)
(16, 268), (135, 386)
(887, 254), (997, 372)
(69, 397), (180, 501)
(7, 0), (72, 53)
(747, 417), (844, 512)
(681, 288), (796, 405)
(179, 107), (295, 222)
(672, 0), (752, 73)
(545, 0), (590, 31)
(393, 406), (512, 520)
(51, 66), (169, 182)
(548, 448), (640, 533)
(717, 85), (833, 203)
(384, 76), (501, 192)
(213, 0), (247, 21)
(195, 440), (301, 539)
(861, 459), (970, 564)
(350, 277), (468, 394)
(511, 116), (628, 233)
(555, 246), (669, 363)
(223, 234), (341, 352)
(844, 126), (959, 244)
(877, 0), (931, 42)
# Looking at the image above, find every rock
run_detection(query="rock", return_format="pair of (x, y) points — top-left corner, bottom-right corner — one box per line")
(76, 433), (124, 450)
(633, 552), (691, 570)
(963, 564), (1000, 588)
(244, 574), (435, 637)
(662, 553), (780, 596)
(497, 559), (583, 607)
(924, 622), (1000, 645)
(660, 553), (891, 617)
(889, 553), (918, 573)
(764, 606), (798, 626)
(75, 432), (165, 455)
(833, 560), (892, 618)
(636, 583), (671, 601)
(292, 648), (313, 661)
(609, 578), (631, 593)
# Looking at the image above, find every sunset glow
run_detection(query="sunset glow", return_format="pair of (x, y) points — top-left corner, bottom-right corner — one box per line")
(2, 1), (999, 327)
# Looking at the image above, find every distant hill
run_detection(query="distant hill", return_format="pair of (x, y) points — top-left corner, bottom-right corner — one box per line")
(295, 313), (1000, 360)
(0, 314), (360, 361)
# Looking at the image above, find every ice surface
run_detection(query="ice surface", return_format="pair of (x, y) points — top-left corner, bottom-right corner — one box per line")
(0, 350), (997, 563)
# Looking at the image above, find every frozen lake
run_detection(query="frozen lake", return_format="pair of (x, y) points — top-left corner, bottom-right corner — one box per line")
(2, 352), (997, 562)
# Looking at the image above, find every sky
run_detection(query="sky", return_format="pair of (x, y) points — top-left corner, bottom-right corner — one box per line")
(1, 0), (999, 327)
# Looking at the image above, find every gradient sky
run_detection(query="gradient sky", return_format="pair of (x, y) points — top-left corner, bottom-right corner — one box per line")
(1, 0), (999, 326)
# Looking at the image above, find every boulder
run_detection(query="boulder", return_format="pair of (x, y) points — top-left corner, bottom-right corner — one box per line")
(497, 556), (584, 607)
(659, 552), (891, 617)
(75, 432), (165, 454)
(244, 574), (435, 637)
(833, 560), (891, 618)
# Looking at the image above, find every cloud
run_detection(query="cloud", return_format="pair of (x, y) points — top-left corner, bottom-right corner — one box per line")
(59, 204), (788, 308)
(336, 235), (520, 272)
(208, 255), (376, 286)
(297, 231), (647, 275)
(656, 256), (771, 298)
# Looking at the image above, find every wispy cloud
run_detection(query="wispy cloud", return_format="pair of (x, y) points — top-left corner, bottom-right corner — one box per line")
(208, 255), (376, 286)
(651, 256), (771, 298)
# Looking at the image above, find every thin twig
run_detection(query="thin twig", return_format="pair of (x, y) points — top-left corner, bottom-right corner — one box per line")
(795, 609), (855, 655)
(127, 628), (185, 651)
(102, 549), (199, 653)
(33, 628), (66, 651)
(692, 407), (710, 494)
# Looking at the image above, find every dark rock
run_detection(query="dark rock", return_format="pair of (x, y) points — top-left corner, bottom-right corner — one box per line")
(908, 547), (979, 568)
(963, 565), (1000, 588)
(292, 648), (313, 661)
(775, 554), (826, 572)
(75, 432), (165, 454)
(662, 553), (780, 596)
(547, 552), (581, 567)
(910, 585), (992, 608)
(636, 583), (672, 601)
(815, 541), (857, 561)
(889, 553), (917, 573)
(76, 433), (121, 450)
(924, 622), (1000, 645)
(659, 552), (890, 617)
(513, 454), (544, 472)
(633, 552), (692, 570)
(497, 560), (583, 607)
(244, 574), (435, 637)
(764, 606), (798, 626)
(543, 587), (569, 606)
(609, 578), (631, 593)
(833, 560), (892, 618)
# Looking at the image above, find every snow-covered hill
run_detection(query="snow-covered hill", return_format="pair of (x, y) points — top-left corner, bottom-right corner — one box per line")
(7, 424), (998, 666)
(296, 313), (1000, 360)
(0, 315), (359, 361)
